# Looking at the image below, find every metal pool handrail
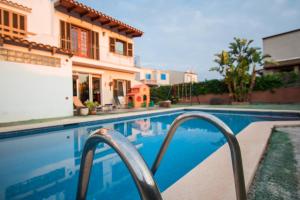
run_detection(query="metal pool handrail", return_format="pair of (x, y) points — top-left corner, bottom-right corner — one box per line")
(151, 112), (247, 200)
(76, 128), (162, 200)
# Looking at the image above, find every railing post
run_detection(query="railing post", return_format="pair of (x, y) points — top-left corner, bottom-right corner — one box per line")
(76, 128), (162, 200)
(151, 112), (247, 200)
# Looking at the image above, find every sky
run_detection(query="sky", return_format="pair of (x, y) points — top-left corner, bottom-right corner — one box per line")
(80, 0), (300, 80)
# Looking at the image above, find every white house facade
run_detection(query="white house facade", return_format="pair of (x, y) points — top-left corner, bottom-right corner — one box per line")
(0, 0), (143, 122)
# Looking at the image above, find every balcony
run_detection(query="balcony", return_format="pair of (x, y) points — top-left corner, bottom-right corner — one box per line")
(140, 79), (158, 86)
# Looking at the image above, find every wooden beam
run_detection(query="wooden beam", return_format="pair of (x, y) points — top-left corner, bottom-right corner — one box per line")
(80, 11), (89, 18)
(118, 27), (127, 32)
(67, 5), (77, 13)
(126, 30), (135, 35)
(101, 20), (111, 26)
(91, 16), (101, 22)
(110, 24), (119, 29)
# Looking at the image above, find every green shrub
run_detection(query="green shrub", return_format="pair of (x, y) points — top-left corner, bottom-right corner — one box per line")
(149, 72), (299, 104)
(254, 74), (283, 91)
(141, 102), (147, 107)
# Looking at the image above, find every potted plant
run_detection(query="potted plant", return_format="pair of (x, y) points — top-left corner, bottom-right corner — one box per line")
(85, 100), (99, 115)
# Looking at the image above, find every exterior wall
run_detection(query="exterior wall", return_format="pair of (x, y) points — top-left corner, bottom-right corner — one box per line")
(263, 30), (300, 61)
(184, 73), (198, 83)
(73, 65), (135, 105)
(169, 71), (185, 84)
(180, 87), (300, 104)
(154, 70), (170, 85)
(136, 67), (170, 86)
(0, 0), (142, 122)
(9, 0), (136, 69)
(0, 47), (73, 123)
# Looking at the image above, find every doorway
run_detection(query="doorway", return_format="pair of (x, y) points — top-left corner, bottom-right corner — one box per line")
(73, 73), (101, 104)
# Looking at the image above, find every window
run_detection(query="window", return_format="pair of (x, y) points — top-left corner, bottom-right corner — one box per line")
(0, 8), (26, 38)
(60, 21), (99, 60)
(71, 26), (89, 57)
(145, 74), (151, 80)
(161, 73), (166, 80)
(115, 39), (126, 55)
(109, 37), (133, 57)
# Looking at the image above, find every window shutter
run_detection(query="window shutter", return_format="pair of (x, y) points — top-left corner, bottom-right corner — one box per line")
(109, 37), (115, 52)
(126, 80), (131, 93)
(90, 31), (99, 60)
(127, 43), (133, 57)
(123, 41), (127, 56)
(60, 21), (71, 50)
(95, 32), (99, 59)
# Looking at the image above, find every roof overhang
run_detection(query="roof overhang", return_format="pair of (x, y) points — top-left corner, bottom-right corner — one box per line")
(0, 35), (73, 57)
(265, 57), (300, 69)
(54, 0), (143, 38)
(72, 61), (139, 74)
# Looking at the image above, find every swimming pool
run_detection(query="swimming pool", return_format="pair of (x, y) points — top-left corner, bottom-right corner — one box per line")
(0, 109), (299, 200)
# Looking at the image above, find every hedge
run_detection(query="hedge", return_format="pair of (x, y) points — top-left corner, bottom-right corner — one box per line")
(150, 72), (300, 103)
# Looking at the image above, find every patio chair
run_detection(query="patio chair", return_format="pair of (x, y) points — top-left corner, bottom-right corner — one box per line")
(73, 96), (89, 116)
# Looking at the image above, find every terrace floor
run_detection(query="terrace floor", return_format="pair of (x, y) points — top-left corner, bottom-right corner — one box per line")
(0, 104), (299, 128)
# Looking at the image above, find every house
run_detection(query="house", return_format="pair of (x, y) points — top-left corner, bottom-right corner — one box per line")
(169, 70), (198, 84)
(135, 67), (170, 86)
(261, 28), (300, 74)
(0, 0), (143, 122)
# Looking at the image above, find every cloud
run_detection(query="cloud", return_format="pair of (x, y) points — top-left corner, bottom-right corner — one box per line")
(81, 0), (300, 80)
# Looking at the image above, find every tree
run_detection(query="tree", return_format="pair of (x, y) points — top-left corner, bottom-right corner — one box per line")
(210, 38), (272, 102)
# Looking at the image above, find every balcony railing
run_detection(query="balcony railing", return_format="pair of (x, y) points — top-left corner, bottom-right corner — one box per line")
(140, 79), (158, 86)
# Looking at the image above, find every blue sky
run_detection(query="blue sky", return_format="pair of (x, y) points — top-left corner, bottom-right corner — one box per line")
(80, 0), (300, 80)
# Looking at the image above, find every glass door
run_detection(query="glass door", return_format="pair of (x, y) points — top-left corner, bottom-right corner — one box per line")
(78, 73), (90, 103)
(92, 76), (101, 104)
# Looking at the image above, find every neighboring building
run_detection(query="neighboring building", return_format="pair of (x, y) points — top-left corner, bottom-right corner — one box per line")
(135, 67), (170, 86)
(169, 70), (198, 84)
(0, 0), (143, 122)
(261, 28), (300, 74)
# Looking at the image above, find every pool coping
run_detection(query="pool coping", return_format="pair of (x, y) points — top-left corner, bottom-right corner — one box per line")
(0, 106), (299, 135)
(162, 120), (300, 200)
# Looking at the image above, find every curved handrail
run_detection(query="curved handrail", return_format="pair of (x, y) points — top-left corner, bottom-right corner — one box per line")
(151, 112), (247, 200)
(76, 128), (162, 200)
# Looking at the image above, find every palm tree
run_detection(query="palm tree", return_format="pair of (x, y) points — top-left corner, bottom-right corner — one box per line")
(211, 38), (271, 102)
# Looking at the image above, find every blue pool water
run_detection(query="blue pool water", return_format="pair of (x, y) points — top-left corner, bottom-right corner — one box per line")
(0, 110), (299, 200)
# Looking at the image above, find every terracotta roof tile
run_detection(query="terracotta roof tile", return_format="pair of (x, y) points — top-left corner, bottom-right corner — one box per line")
(0, 35), (73, 56)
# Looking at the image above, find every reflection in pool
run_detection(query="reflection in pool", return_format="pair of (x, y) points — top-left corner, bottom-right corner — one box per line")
(0, 110), (299, 200)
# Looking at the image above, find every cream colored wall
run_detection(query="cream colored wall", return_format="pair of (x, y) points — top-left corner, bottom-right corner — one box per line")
(263, 30), (300, 61)
(73, 65), (135, 105)
(1, 0), (141, 111)
(184, 73), (198, 83)
(137, 68), (170, 85)
(55, 12), (135, 68)
(155, 70), (170, 85)
(0, 45), (73, 123)
(8, 0), (136, 68)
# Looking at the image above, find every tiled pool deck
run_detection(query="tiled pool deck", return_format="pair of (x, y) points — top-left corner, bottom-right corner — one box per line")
(1, 107), (300, 200)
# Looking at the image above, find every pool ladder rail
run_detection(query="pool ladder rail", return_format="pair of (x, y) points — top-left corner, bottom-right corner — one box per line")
(76, 112), (247, 200)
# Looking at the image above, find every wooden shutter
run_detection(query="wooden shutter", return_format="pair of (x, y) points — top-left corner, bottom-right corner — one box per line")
(60, 21), (71, 50)
(127, 43), (133, 57)
(90, 31), (99, 60)
(123, 41), (127, 56)
(109, 37), (115, 52)
(126, 80), (131, 93)
(113, 79), (118, 97)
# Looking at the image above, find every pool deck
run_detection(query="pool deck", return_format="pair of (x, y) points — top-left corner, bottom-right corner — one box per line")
(162, 120), (300, 200)
(0, 106), (299, 134)
(0, 107), (300, 200)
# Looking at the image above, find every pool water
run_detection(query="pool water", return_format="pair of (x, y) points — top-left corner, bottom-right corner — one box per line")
(0, 110), (299, 200)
